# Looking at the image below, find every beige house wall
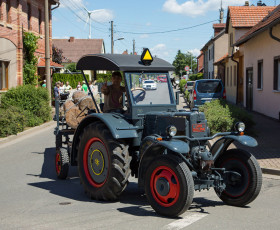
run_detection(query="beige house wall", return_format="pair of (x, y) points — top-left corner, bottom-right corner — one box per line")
(214, 33), (228, 77)
(225, 20), (250, 104)
(241, 24), (280, 119)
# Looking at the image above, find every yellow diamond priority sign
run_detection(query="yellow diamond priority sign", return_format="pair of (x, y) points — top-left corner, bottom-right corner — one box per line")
(141, 48), (153, 65)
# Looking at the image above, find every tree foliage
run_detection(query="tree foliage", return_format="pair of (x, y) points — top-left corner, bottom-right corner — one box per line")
(65, 63), (77, 72)
(172, 50), (198, 76)
(23, 32), (39, 85)
(52, 45), (63, 64)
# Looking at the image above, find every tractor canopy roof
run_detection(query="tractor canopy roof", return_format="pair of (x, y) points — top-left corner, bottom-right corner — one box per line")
(76, 53), (175, 72)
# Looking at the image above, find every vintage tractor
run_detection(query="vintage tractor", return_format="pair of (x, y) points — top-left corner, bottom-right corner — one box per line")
(54, 49), (262, 217)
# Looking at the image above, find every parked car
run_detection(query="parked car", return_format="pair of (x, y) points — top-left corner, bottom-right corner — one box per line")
(184, 81), (195, 92)
(143, 80), (157, 90)
(189, 79), (226, 109)
(157, 75), (167, 83)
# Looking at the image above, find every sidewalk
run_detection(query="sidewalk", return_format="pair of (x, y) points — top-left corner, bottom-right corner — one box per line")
(176, 89), (280, 175)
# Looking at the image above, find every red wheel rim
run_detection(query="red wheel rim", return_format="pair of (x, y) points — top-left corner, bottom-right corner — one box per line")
(55, 153), (61, 175)
(150, 166), (180, 207)
(83, 137), (109, 188)
(222, 158), (250, 198)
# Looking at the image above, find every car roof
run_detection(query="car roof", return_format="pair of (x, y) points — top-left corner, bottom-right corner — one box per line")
(76, 54), (175, 72)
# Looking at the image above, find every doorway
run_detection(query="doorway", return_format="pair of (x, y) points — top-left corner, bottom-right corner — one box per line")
(246, 67), (253, 110)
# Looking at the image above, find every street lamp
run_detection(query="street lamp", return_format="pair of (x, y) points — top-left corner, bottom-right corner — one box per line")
(112, 38), (124, 54)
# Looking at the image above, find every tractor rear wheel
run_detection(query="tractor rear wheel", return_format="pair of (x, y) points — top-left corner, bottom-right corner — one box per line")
(78, 122), (131, 201)
(215, 149), (262, 206)
(145, 155), (194, 217)
(55, 148), (69, 179)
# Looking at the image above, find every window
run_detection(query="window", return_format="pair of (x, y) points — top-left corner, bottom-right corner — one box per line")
(230, 66), (232, 86)
(27, 3), (31, 30)
(274, 56), (280, 91)
(227, 67), (229, 86)
(209, 49), (210, 61)
(38, 9), (42, 34)
(257, 60), (263, 90)
(0, 0), (2, 21)
(6, 0), (10, 23)
(234, 65), (237, 86)
(0, 61), (9, 90)
(230, 33), (233, 47)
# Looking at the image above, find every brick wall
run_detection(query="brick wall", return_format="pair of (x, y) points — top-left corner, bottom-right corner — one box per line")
(0, 0), (54, 88)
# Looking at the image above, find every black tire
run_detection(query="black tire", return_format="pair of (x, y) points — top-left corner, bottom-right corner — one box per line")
(78, 122), (131, 201)
(145, 155), (194, 217)
(55, 148), (69, 179)
(215, 149), (262, 206)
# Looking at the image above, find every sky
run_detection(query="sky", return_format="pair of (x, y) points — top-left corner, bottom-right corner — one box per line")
(52, 0), (279, 63)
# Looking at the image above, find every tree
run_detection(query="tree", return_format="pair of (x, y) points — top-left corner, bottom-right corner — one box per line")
(23, 32), (39, 85)
(172, 50), (198, 76)
(52, 45), (63, 64)
(65, 63), (77, 72)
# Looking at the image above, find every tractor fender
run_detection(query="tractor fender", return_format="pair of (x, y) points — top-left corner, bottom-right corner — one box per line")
(210, 135), (258, 159)
(138, 136), (190, 188)
(71, 113), (138, 165)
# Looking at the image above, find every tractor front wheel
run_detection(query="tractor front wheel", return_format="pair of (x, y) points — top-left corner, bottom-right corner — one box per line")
(145, 156), (194, 217)
(215, 149), (262, 206)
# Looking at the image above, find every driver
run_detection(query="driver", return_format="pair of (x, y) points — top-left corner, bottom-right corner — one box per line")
(101, 71), (126, 113)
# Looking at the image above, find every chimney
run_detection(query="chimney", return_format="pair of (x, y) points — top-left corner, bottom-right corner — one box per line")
(245, 1), (249, 6)
(257, 0), (262, 6)
(69, 37), (75, 42)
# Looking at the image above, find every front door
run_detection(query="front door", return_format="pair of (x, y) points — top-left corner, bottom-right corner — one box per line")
(246, 68), (253, 110)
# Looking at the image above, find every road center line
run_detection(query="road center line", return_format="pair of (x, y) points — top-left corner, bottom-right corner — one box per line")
(163, 212), (207, 230)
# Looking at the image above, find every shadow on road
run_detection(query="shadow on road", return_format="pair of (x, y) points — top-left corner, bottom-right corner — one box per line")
(27, 147), (225, 217)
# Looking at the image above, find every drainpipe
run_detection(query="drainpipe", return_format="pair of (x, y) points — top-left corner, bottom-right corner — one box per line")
(51, 2), (60, 11)
(269, 26), (280, 42)
(231, 48), (239, 105)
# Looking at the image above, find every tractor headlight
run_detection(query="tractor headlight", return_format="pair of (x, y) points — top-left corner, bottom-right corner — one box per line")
(167, 126), (177, 137)
(235, 122), (245, 133)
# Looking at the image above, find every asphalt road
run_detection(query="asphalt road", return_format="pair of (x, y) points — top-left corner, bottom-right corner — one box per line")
(0, 123), (280, 230)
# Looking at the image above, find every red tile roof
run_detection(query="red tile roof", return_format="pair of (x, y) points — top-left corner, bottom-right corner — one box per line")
(228, 6), (276, 28)
(214, 53), (229, 65)
(38, 58), (64, 68)
(52, 37), (104, 63)
(235, 5), (280, 46)
(213, 23), (226, 28)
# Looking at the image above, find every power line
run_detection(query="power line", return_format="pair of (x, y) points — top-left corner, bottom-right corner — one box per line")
(115, 18), (220, 35)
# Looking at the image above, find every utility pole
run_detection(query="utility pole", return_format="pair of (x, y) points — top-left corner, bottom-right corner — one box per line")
(133, 39), (135, 55)
(44, 0), (51, 104)
(111, 21), (114, 54)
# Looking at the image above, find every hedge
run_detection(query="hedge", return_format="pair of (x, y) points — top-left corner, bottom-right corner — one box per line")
(0, 85), (52, 137)
(52, 73), (90, 89)
(189, 73), (204, 81)
(199, 99), (255, 135)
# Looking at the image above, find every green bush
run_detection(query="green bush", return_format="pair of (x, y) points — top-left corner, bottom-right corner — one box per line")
(0, 85), (52, 138)
(179, 79), (187, 93)
(189, 73), (204, 81)
(184, 90), (190, 102)
(0, 106), (27, 137)
(65, 63), (77, 72)
(200, 99), (255, 135)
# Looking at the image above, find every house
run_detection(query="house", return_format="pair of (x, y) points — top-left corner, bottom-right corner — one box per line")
(234, 4), (280, 120)
(200, 3), (228, 80)
(201, 25), (228, 79)
(223, 3), (276, 105)
(0, 0), (60, 91)
(52, 37), (105, 79)
(197, 51), (204, 73)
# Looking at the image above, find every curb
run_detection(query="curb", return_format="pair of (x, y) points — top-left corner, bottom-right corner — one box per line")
(261, 168), (280, 176)
(0, 120), (56, 145)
